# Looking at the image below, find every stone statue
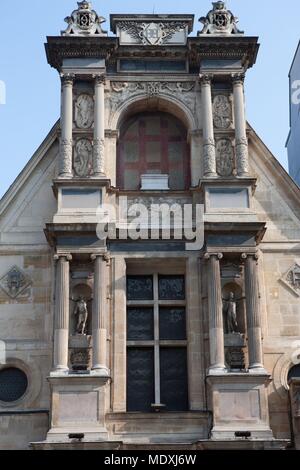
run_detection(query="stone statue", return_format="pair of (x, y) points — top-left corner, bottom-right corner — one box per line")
(199, 1), (243, 36)
(73, 296), (89, 335)
(61, 1), (107, 37)
(75, 94), (94, 129)
(223, 292), (238, 334)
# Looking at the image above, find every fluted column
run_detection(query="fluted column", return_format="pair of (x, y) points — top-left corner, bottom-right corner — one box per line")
(200, 74), (217, 178)
(232, 73), (249, 176)
(242, 253), (264, 370)
(93, 75), (106, 177)
(205, 253), (226, 372)
(53, 254), (72, 373)
(59, 74), (74, 178)
(91, 254), (109, 375)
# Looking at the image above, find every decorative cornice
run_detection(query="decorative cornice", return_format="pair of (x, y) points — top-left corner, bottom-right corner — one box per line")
(45, 37), (117, 71)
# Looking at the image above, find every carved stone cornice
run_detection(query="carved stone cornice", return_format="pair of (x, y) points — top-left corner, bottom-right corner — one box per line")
(188, 36), (259, 69)
(45, 37), (117, 71)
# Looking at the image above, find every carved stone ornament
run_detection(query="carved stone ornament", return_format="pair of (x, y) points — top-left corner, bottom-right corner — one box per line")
(236, 137), (249, 175)
(60, 138), (73, 175)
(109, 81), (196, 115)
(281, 263), (300, 297)
(61, 1), (107, 36)
(225, 347), (245, 370)
(75, 94), (94, 129)
(203, 138), (217, 176)
(213, 95), (232, 129)
(199, 1), (244, 35)
(0, 266), (31, 299)
(117, 21), (188, 46)
(216, 138), (235, 177)
(70, 348), (91, 371)
(74, 138), (93, 177)
(93, 138), (105, 175)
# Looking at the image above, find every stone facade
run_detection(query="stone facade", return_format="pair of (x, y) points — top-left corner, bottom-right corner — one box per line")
(0, 2), (299, 450)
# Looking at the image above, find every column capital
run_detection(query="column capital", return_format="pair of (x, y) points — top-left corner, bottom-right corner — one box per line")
(241, 252), (259, 262)
(54, 254), (72, 262)
(93, 74), (106, 85)
(91, 253), (110, 263)
(204, 252), (223, 261)
(199, 74), (214, 86)
(232, 73), (245, 86)
(60, 73), (75, 85)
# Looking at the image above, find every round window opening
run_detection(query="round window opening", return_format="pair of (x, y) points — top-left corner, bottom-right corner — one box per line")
(0, 368), (28, 403)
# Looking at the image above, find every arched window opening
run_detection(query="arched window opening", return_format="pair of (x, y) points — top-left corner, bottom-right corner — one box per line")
(117, 112), (190, 190)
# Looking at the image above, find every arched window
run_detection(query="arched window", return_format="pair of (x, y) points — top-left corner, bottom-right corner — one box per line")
(117, 112), (190, 190)
(288, 364), (300, 381)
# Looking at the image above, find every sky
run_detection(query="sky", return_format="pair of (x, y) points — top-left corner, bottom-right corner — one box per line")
(0, 0), (299, 198)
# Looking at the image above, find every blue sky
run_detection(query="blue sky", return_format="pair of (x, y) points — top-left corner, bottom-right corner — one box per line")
(0, 0), (299, 198)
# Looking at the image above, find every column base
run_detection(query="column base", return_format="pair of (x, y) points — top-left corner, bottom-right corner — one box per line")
(91, 366), (110, 377)
(204, 172), (218, 178)
(208, 367), (228, 376)
(50, 367), (69, 377)
(57, 173), (73, 179)
(45, 374), (110, 444)
(207, 373), (274, 442)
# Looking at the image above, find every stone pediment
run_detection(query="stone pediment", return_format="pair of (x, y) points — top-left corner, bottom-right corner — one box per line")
(110, 14), (194, 46)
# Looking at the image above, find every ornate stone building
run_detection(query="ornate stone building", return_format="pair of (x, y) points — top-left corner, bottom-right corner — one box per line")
(0, 1), (300, 450)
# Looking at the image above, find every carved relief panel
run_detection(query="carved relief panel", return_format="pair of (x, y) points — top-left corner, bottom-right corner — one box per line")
(74, 138), (93, 177)
(213, 94), (232, 129)
(216, 138), (235, 177)
(75, 94), (94, 129)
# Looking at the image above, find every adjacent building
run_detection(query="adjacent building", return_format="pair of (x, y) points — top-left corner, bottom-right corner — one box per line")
(287, 41), (300, 186)
(0, 1), (300, 450)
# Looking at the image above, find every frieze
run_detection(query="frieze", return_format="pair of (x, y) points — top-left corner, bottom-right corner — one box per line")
(74, 138), (93, 177)
(75, 94), (94, 129)
(116, 21), (188, 46)
(109, 81), (196, 114)
(216, 138), (235, 177)
(213, 94), (232, 129)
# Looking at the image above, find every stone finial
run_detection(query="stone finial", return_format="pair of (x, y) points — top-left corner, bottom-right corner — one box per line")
(199, 1), (243, 36)
(61, 1), (107, 36)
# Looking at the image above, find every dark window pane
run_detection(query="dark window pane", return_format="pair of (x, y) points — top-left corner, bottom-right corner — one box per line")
(127, 348), (154, 412)
(0, 368), (28, 403)
(288, 365), (300, 380)
(158, 275), (185, 300)
(159, 308), (186, 340)
(160, 348), (188, 411)
(127, 308), (154, 340)
(127, 276), (153, 300)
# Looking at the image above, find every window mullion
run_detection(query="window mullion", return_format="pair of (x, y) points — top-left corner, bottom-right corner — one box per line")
(153, 273), (161, 405)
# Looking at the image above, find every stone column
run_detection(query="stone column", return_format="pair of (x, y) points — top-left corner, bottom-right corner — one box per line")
(91, 254), (109, 375)
(93, 75), (106, 177)
(232, 73), (249, 176)
(59, 74), (74, 178)
(242, 253), (264, 370)
(200, 75), (217, 178)
(53, 254), (72, 373)
(205, 253), (226, 372)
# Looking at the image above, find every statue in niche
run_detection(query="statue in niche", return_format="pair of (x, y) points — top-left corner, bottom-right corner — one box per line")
(73, 296), (89, 335)
(75, 94), (94, 129)
(223, 292), (239, 334)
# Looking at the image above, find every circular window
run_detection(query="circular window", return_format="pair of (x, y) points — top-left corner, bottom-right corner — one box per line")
(0, 368), (28, 403)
